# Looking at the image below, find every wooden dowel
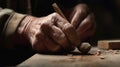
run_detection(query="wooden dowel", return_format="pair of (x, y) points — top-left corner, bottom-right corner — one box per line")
(52, 3), (67, 20)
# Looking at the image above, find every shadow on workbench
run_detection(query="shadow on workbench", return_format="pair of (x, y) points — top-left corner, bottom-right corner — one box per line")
(0, 46), (35, 66)
(0, 47), (94, 66)
(40, 51), (94, 56)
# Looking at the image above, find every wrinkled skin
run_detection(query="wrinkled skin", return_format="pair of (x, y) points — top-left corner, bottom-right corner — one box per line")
(18, 4), (96, 53)
(19, 13), (79, 53)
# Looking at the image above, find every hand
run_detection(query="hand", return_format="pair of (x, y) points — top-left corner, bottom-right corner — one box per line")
(63, 4), (96, 41)
(18, 13), (80, 53)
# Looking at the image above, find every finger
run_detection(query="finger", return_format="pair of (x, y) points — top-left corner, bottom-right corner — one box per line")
(76, 13), (95, 37)
(49, 26), (76, 52)
(51, 13), (81, 47)
(35, 31), (62, 53)
(42, 22), (70, 48)
(43, 35), (62, 53)
(71, 10), (87, 29)
(41, 22), (76, 52)
(71, 4), (89, 29)
(31, 32), (48, 53)
(78, 20), (96, 41)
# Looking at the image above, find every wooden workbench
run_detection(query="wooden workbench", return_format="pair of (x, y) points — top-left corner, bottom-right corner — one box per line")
(18, 47), (120, 67)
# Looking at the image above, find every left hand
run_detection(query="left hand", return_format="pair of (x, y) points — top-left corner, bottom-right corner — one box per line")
(63, 4), (96, 41)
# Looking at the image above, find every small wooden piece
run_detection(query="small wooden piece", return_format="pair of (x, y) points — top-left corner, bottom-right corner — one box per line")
(98, 40), (120, 50)
(95, 50), (101, 56)
(78, 43), (92, 53)
(52, 3), (67, 19)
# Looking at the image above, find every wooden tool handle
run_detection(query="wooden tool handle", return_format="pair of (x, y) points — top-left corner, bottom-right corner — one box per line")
(52, 3), (67, 20)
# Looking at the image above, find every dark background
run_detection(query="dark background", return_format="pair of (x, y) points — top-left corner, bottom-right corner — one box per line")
(84, 0), (120, 45)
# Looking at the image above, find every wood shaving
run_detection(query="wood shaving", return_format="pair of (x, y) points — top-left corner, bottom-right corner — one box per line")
(95, 50), (101, 56)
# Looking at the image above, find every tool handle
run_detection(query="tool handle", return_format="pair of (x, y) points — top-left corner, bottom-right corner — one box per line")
(52, 3), (67, 20)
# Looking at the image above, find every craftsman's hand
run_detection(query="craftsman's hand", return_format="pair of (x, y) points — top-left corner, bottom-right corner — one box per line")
(18, 13), (80, 53)
(63, 4), (96, 41)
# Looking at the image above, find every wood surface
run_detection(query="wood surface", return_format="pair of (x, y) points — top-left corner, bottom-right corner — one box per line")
(18, 47), (120, 67)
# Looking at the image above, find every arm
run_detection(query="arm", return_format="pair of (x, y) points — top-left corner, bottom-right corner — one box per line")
(0, 7), (79, 53)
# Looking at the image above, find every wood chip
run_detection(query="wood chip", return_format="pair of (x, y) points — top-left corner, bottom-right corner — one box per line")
(99, 56), (105, 59)
(114, 50), (119, 54)
(95, 50), (101, 56)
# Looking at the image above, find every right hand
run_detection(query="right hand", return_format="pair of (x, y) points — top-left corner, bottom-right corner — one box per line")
(18, 13), (80, 53)
(63, 4), (96, 41)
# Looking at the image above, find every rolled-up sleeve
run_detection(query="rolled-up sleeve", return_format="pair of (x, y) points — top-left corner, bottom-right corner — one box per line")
(0, 8), (26, 48)
(0, 8), (14, 35)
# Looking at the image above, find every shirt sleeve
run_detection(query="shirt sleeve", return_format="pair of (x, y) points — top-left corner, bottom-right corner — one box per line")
(0, 8), (14, 35)
(0, 7), (26, 48)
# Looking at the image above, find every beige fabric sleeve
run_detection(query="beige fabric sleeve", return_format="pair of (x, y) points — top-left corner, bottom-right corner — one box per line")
(0, 8), (14, 34)
(3, 12), (26, 37)
(0, 8), (26, 37)
(0, 8), (26, 48)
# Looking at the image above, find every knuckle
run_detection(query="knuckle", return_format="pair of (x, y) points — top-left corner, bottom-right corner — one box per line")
(80, 8), (88, 14)
(40, 23), (48, 30)
(41, 22), (48, 27)
(40, 21), (52, 30)
(63, 23), (73, 30)
(79, 4), (88, 10)
(81, 4), (88, 9)
(77, 4), (89, 14)
(51, 12), (59, 17)
(49, 12), (60, 24)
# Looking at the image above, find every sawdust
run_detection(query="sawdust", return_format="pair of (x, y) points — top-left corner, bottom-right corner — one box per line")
(52, 54), (83, 63)
(99, 56), (105, 59)
(53, 48), (120, 63)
